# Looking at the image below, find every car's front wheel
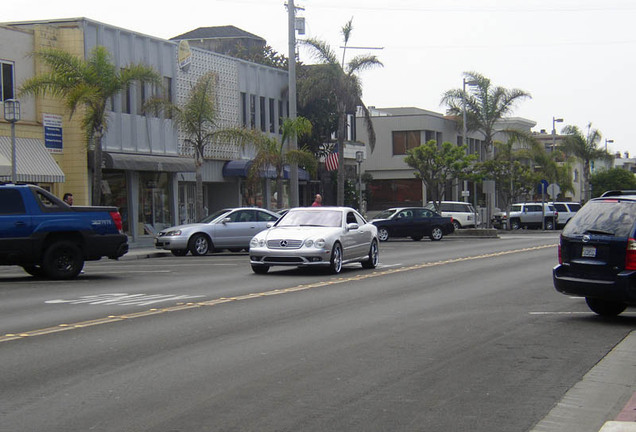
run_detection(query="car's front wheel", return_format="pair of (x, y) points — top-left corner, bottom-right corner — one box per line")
(329, 242), (343, 274)
(189, 234), (211, 256)
(510, 219), (521, 230)
(377, 227), (390, 242)
(361, 240), (379, 269)
(585, 297), (627, 316)
(453, 220), (461, 230)
(429, 226), (444, 241)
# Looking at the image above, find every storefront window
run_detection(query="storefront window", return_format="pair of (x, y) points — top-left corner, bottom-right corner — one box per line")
(102, 171), (129, 234)
(139, 172), (171, 236)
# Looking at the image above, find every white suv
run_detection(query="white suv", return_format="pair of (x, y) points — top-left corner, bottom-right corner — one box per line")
(426, 201), (480, 229)
(550, 202), (582, 228)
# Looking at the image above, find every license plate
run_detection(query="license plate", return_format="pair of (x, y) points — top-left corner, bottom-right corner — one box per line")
(582, 246), (596, 258)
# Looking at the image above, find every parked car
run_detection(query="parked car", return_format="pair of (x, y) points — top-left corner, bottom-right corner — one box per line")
(371, 207), (454, 241)
(155, 207), (280, 256)
(425, 201), (480, 229)
(550, 202), (582, 228)
(491, 202), (558, 230)
(249, 207), (379, 274)
(553, 190), (636, 316)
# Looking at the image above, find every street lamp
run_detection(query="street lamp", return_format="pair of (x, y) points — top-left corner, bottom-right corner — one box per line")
(552, 116), (563, 152)
(355, 150), (364, 214)
(605, 138), (614, 152)
(462, 78), (479, 224)
(3, 99), (21, 183)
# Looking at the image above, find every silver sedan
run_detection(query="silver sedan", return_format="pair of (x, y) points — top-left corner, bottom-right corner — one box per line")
(155, 208), (280, 256)
(249, 207), (379, 274)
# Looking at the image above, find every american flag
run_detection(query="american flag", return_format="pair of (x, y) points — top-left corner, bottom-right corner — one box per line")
(325, 145), (339, 171)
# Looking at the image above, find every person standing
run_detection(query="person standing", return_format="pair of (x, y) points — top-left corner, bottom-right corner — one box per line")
(63, 193), (74, 206)
(311, 194), (322, 207)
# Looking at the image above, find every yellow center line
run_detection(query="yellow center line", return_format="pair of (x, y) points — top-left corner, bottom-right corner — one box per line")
(0, 244), (556, 343)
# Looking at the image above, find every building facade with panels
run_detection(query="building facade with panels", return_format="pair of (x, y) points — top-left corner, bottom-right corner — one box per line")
(0, 24), (66, 188)
(3, 18), (291, 241)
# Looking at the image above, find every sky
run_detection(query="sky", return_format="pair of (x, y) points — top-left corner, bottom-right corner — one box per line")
(6, 0), (636, 157)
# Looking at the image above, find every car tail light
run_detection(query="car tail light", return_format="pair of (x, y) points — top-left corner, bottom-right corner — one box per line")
(626, 238), (636, 270)
(558, 242), (562, 264)
(110, 211), (124, 233)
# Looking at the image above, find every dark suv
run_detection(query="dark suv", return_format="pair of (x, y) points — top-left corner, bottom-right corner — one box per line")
(553, 190), (636, 316)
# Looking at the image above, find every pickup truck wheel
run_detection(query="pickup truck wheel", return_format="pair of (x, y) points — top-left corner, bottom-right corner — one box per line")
(585, 297), (626, 316)
(22, 265), (45, 277)
(189, 234), (211, 256)
(429, 226), (444, 241)
(42, 241), (84, 280)
(171, 249), (188, 256)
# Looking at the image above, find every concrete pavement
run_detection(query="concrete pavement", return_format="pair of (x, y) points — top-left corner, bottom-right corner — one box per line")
(121, 234), (635, 431)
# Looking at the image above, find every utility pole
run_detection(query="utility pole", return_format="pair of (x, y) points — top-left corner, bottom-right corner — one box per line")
(287, 0), (299, 207)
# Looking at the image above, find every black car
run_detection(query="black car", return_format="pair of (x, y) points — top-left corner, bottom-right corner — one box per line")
(553, 190), (636, 316)
(371, 207), (455, 242)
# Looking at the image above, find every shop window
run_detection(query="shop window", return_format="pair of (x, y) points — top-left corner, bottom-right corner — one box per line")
(139, 172), (172, 236)
(260, 96), (266, 132)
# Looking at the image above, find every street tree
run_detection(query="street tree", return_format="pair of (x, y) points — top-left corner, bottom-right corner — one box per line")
(561, 123), (613, 202)
(20, 46), (160, 205)
(248, 117), (317, 209)
(404, 140), (476, 211)
(151, 72), (258, 220)
(441, 71), (531, 154)
(590, 168), (636, 198)
(301, 18), (383, 206)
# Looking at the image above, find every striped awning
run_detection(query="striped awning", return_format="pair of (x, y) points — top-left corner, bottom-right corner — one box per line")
(0, 136), (66, 183)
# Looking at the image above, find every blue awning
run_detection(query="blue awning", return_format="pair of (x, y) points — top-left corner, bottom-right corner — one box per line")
(223, 160), (309, 181)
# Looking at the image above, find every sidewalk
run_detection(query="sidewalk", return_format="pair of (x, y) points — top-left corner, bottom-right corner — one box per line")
(530, 330), (636, 432)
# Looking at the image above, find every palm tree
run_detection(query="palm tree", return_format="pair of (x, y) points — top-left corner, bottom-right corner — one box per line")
(301, 18), (383, 206)
(441, 71), (531, 154)
(160, 72), (259, 221)
(19, 46), (160, 205)
(248, 117), (317, 209)
(561, 123), (613, 202)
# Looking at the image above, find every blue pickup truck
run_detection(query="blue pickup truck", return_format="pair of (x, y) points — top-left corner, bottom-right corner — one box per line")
(0, 183), (128, 279)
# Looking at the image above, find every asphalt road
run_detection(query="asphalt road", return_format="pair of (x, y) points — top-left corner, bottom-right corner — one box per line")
(1, 233), (634, 432)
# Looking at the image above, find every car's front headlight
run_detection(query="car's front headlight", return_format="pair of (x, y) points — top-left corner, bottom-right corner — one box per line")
(166, 230), (182, 236)
(250, 238), (266, 248)
(314, 238), (326, 248)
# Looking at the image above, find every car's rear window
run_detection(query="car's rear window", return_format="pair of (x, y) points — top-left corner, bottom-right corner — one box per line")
(562, 200), (636, 237)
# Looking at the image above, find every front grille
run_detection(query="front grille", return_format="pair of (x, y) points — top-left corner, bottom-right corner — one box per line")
(267, 239), (303, 249)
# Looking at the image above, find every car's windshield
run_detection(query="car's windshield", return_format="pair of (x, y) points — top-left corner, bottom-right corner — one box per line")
(199, 209), (230, 224)
(563, 200), (636, 237)
(277, 209), (343, 227)
(374, 209), (398, 219)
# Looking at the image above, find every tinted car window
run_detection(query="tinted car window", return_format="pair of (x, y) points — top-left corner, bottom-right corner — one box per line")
(256, 210), (278, 222)
(553, 203), (568, 212)
(563, 200), (636, 238)
(0, 189), (26, 215)
(568, 203), (582, 212)
(375, 209), (397, 219)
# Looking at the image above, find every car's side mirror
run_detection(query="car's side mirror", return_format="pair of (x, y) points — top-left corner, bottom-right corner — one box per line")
(346, 223), (359, 231)
(266, 222), (274, 228)
(222, 217), (232, 224)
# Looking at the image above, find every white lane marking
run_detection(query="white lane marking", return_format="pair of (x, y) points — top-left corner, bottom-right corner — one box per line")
(46, 293), (205, 306)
